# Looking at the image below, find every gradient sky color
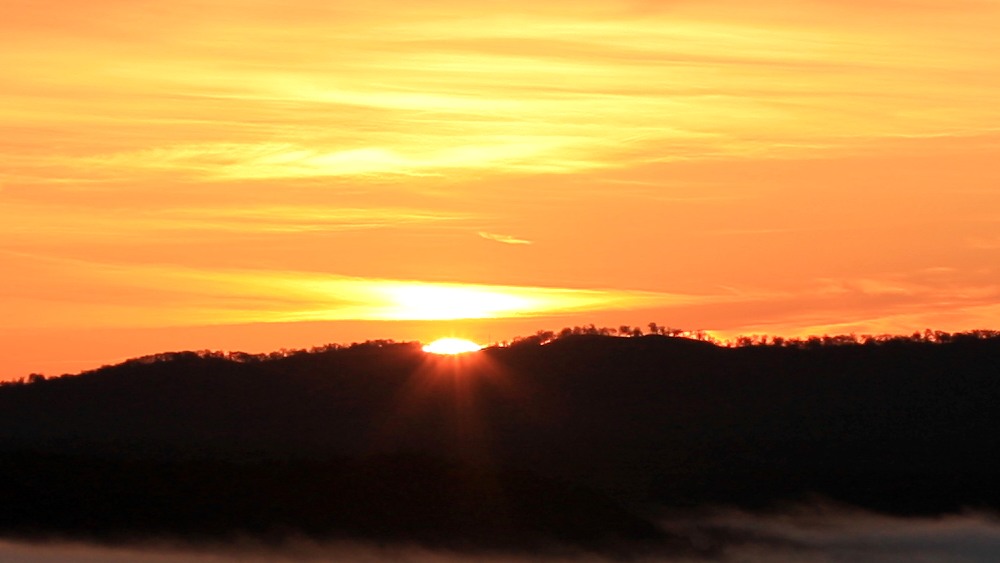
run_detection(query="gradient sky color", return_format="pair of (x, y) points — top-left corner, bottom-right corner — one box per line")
(3, 0), (1000, 378)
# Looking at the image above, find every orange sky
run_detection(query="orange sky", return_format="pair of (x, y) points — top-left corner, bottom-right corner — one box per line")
(3, 0), (1000, 379)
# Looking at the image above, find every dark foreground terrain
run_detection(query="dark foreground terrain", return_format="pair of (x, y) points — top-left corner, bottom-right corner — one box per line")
(1, 333), (999, 555)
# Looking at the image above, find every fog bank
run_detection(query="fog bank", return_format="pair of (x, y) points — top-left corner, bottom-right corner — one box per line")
(3, 507), (1000, 562)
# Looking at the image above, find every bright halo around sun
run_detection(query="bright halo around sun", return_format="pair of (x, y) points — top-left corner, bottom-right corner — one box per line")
(422, 338), (483, 355)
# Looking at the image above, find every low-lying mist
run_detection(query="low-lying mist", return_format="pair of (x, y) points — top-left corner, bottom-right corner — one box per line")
(3, 506), (999, 563)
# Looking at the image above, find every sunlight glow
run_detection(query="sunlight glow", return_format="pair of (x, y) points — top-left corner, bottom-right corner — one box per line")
(380, 284), (536, 320)
(0, 255), (685, 329)
(422, 338), (483, 355)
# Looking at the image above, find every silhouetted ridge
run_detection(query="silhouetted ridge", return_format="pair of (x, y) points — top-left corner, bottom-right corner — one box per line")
(2, 331), (999, 551)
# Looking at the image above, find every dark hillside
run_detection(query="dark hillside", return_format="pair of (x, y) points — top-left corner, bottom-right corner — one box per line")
(2, 333), (999, 551)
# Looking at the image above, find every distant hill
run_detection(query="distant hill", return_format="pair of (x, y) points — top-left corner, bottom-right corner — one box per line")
(1, 333), (999, 553)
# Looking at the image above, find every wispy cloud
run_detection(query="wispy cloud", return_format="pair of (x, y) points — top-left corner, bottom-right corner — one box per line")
(0, 202), (473, 242)
(0, 253), (701, 329)
(88, 141), (589, 180)
(478, 231), (533, 245)
(711, 269), (1000, 339)
(5, 0), (1000, 183)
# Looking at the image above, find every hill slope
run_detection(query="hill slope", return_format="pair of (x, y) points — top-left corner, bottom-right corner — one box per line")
(1, 334), (999, 551)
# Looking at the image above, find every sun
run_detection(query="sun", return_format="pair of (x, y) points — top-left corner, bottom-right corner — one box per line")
(422, 338), (483, 355)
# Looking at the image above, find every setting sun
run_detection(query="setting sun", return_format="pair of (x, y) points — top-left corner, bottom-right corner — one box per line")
(422, 338), (483, 355)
